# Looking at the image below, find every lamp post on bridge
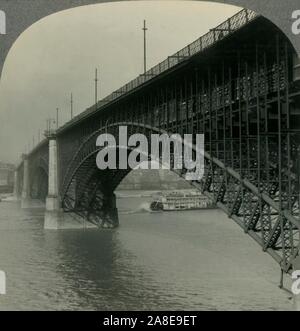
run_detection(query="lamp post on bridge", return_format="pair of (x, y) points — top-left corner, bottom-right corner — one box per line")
(142, 20), (147, 75)
(95, 68), (99, 111)
(70, 93), (73, 119)
(46, 118), (56, 136)
(56, 108), (59, 129)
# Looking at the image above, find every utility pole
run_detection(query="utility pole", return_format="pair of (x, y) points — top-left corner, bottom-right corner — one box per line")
(56, 108), (59, 129)
(142, 20), (147, 75)
(95, 68), (98, 111)
(71, 93), (73, 119)
(47, 118), (55, 133)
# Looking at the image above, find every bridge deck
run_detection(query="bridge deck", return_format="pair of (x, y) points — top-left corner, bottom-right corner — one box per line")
(57, 8), (259, 134)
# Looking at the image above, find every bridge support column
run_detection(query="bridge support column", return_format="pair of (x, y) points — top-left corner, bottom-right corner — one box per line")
(13, 170), (19, 200)
(21, 155), (31, 208)
(293, 54), (300, 82)
(44, 133), (62, 230)
(100, 193), (119, 229)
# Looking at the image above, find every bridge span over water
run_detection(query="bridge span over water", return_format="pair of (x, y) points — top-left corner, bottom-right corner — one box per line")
(13, 9), (300, 273)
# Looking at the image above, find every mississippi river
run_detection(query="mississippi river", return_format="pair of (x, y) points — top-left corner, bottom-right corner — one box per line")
(0, 191), (293, 310)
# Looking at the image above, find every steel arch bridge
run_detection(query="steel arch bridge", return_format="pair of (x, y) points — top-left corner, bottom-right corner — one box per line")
(15, 9), (300, 272)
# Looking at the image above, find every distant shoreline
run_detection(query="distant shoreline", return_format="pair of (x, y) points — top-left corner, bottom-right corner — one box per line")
(115, 188), (197, 199)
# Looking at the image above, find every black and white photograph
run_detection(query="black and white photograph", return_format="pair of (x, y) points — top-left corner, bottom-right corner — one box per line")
(0, 0), (300, 315)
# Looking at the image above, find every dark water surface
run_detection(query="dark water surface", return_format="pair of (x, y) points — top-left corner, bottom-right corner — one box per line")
(0, 192), (293, 310)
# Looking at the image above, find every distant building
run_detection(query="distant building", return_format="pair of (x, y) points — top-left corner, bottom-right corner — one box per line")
(0, 162), (14, 193)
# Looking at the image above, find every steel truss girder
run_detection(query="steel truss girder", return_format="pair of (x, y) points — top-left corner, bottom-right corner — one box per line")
(61, 122), (299, 272)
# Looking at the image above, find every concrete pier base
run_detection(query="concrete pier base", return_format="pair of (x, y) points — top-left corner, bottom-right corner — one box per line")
(44, 209), (63, 229)
(100, 207), (119, 229)
(44, 203), (118, 230)
(43, 195), (118, 230)
(44, 210), (97, 230)
(44, 195), (62, 229)
(44, 196), (119, 230)
(46, 195), (60, 211)
(96, 193), (119, 229)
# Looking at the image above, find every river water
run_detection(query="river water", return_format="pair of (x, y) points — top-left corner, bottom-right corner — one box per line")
(0, 191), (293, 310)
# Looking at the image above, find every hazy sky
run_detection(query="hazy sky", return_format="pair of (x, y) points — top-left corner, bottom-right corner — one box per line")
(0, 1), (241, 163)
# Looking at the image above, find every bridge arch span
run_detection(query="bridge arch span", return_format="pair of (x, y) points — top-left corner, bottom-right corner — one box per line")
(61, 122), (201, 226)
(60, 122), (300, 272)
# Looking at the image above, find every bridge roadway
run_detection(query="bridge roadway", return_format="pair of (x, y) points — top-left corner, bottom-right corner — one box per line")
(13, 9), (300, 289)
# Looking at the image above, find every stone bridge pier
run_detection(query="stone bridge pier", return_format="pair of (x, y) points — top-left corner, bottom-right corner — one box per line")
(21, 155), (31, 209)
(13, 169), (20, 200)
(44, 132), (61, 229)
(19, 154), (46, 209)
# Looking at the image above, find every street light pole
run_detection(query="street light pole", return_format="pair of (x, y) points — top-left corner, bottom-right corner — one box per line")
(56, 108), (59, 129)
(71, 93), (73, 119)
(46, 118), (55, 133)
(95, 68), (98, 111)
(142, 20), (147, 75)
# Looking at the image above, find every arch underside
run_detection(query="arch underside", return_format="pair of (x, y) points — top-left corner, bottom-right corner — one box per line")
(61, 123), (300, 272)
(30, 167), (48, 201)
(29, 157), (49, 201)
(16, 163), (24, 197)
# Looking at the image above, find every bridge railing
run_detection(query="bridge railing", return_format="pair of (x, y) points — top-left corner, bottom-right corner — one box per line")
(99, 9), (258, 105)
(108, 9), (256, 98)
(60, 8), (259, 130)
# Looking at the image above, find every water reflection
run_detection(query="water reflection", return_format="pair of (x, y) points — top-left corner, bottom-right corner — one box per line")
(0, 195), (293, 310)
